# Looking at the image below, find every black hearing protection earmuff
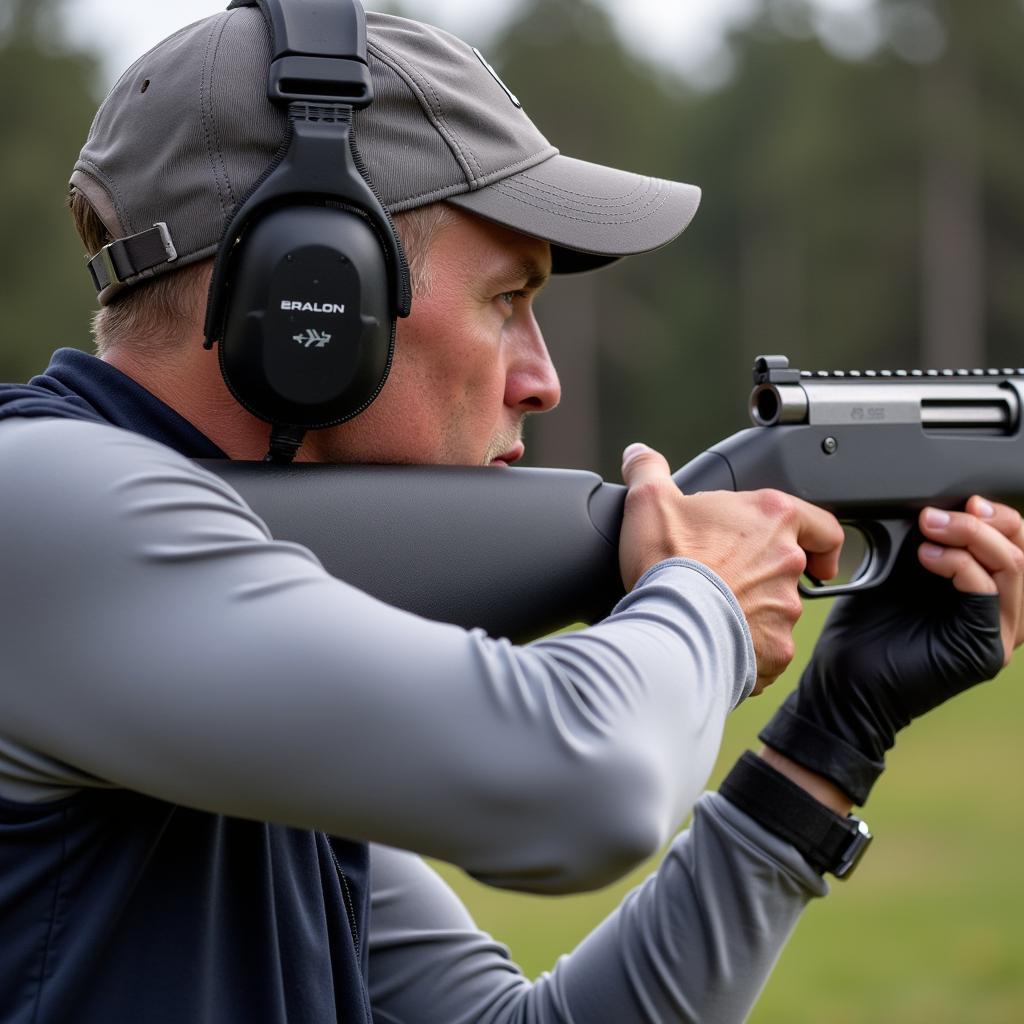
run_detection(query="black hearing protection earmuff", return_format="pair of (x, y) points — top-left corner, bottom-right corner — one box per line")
(203, 0), (412, 462)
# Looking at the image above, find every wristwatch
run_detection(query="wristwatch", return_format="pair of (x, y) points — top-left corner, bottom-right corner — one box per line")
(720, 751), (873, 878)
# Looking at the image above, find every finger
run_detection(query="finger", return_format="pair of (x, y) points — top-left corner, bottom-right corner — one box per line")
(621, 442), (673, 488)
(919, 543), (997, 594)
(805, 546), (840, 583)
(937, 501), (1024, 647)
(965, 496), (1024, 547)
(1005, 572), (1024, 657)
(975, 502), (1024, 647)
(919, 508), (1024, 578)
(920, 539), (1022, 664)
(790, 499), (845, 581)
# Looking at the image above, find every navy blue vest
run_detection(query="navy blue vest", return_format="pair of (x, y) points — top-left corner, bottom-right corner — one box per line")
(0, 350), (372, 1024)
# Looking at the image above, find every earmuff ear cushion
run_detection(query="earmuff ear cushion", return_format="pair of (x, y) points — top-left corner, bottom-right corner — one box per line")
(221, 205), (394, 428)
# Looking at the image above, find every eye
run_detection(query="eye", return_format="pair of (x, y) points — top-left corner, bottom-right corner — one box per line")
(499, 289), (527, 307)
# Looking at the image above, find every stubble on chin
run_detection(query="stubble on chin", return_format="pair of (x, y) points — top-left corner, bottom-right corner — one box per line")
(481, 423), (524, 466)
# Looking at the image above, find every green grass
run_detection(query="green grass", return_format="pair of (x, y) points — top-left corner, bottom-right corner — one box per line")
(431, 602), (1024, 1022)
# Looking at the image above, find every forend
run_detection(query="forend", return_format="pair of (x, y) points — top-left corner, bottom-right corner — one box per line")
(750, 355), (1024, 434)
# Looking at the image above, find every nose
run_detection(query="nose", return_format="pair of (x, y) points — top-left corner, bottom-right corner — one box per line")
(505, 311), (561, 414)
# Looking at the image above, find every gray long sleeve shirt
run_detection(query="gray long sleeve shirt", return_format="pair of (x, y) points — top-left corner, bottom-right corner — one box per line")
(0, 414), (827, 1022)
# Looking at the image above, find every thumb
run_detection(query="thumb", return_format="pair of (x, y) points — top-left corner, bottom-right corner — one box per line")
(621, 442), (673, 488)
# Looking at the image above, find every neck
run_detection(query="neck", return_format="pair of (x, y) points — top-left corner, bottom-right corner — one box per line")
(102, 334), (273, 461)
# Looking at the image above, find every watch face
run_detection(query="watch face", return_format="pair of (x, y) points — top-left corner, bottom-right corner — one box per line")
(834, 817), (873, 879)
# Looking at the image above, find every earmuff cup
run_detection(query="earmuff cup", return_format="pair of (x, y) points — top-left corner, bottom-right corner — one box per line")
(220, 204), (393, 429)
(202, 0), (412, 459)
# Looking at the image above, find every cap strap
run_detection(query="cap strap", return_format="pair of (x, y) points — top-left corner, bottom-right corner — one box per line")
(87, 222), (178, 297)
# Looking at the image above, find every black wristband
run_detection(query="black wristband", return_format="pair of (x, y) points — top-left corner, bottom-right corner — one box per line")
(720, 752), (872, 878)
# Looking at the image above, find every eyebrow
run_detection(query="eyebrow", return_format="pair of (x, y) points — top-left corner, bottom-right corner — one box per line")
(486, 254), (551, 294)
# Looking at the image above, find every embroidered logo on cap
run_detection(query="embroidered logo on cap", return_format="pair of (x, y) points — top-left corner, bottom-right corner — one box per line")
(473, 47), (522, 109)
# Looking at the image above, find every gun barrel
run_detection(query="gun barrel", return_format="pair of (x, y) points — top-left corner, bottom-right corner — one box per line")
(752, 376), (1021, 433)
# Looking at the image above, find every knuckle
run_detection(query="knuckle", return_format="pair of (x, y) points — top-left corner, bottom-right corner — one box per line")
(774, 635), (796, 670)
(780, 545), (808, 579)
(755, 630), (795, 678)
(961, 513), (981, 539)
(625, 479), (670, 509)
(946, 549), (970, 571)
(755, 489), (795, 521)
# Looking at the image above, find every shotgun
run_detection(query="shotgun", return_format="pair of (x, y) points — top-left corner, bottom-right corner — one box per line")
(202, 356), (1024, 642)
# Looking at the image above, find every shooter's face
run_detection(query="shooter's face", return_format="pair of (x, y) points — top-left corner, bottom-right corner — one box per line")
(306, 207), (560, 467)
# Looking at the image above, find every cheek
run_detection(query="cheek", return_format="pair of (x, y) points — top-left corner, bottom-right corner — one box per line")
(399, 311), (505, 406)
(363, 306), (510, 461)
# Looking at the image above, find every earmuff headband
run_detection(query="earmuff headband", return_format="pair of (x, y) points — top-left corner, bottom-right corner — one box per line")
(204, 0), (411, 350)
(229, 0), (373, 104)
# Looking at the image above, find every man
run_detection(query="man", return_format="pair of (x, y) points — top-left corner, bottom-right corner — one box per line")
(0, 5), (1021, 1023)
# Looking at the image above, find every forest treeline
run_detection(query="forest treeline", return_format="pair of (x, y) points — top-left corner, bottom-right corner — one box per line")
(2, 0), (1022, 474)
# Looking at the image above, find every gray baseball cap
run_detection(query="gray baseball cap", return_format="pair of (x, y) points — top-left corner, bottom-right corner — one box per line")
(72, 6), (701, 302)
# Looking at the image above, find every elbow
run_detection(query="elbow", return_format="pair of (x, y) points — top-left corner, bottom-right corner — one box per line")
(560, 756), (670, 891)
(470, 750), (672, 895)
(565, 806), (666, 894)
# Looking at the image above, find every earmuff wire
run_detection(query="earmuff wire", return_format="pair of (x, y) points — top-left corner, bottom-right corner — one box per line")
(265, 423), (308, 464)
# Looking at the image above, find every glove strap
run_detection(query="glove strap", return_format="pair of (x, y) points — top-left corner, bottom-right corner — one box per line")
(720, 752), (873, 878)
(758, 705), (885, 805)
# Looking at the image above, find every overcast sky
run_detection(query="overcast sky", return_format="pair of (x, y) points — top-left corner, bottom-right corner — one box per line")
(66, 0), (827, 90)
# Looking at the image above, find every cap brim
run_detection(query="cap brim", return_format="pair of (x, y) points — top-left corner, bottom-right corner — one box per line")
(446, 153), (701, 274)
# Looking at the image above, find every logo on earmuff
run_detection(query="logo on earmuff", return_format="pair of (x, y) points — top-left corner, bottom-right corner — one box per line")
(282, 300), (346, 314)
(293, 328), (332, 349)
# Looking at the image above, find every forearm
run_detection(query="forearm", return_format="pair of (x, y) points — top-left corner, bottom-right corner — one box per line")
(757, 747), (853, 815)
(368, 796), (826, 1024)
(547, 794), (825, 1022)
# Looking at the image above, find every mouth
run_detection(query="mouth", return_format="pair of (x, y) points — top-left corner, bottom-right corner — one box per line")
(488, 441), (526, 467)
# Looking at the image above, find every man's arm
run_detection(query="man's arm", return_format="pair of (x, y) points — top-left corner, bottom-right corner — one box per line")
(367, 799), (826, 1024)
(364, 495), (1024, 1023)
(0, 417), (759, 893)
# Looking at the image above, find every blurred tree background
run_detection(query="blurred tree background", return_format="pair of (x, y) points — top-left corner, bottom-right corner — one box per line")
(496, 0), (1024, 475)
(6, 0), (1023, 474)
(2, 0), (1024, 1020)
(0, 0), (100, 381)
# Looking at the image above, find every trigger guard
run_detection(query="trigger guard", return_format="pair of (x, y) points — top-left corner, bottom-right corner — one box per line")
(799, 518), (913, 599)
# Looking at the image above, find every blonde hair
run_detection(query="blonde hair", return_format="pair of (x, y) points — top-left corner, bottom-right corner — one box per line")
(68, 188), (212, 357)
(68, 189), (458, 356)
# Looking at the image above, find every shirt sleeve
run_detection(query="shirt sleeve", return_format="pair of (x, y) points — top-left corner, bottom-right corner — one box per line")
(0, 418), (754, 894)
(367, 795), (828, 1024)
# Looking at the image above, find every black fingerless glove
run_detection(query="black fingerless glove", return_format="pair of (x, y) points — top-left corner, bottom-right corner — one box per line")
(759, 541), (1004, 805)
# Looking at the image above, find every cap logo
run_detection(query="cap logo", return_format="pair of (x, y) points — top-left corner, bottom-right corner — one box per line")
(473, 47), (522, 109)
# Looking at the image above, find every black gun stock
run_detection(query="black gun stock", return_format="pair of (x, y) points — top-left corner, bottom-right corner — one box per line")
(201, 356), (1024, 642)
(203, 452), (735, 643)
